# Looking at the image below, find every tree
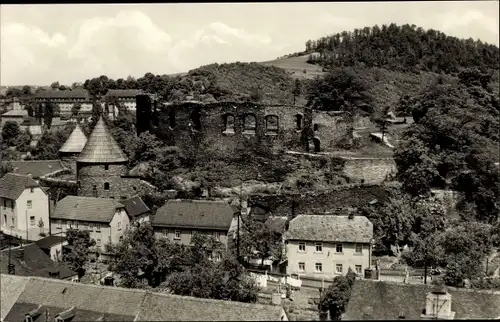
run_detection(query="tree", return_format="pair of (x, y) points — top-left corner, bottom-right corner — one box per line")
(250, 86), (264, 102)
(62, 228), (96, 279)
(50, 81), (60, 90)
(21, 85), (32, 96)
(32, 125), (73, 160)
(0, 162), (13, 179)
(1, 121), (21, 146)
(239, 216), (284, 267)
(319, 268), (357, 321)
(372, 105), (391, 140)
(292, 78), (302, 105)
(43, 101), (55, 129)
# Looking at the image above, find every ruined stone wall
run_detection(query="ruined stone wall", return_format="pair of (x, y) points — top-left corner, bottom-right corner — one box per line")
(60, 153), (78, 172)
(247, 184), (389, 217)
(156, 102), (308, 154)
(312, 112), (343, 150)
(341, 157), (396, 184)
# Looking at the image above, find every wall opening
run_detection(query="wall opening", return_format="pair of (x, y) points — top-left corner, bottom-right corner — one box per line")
(295, 114), (303, 130)
(190, 108), (202, 131)
(265, 115), (279, 135)
(313, 123), (319, 131)
(243, 114), (257, 134)
(92, 185), (97, 197)
(104, 182), (110, 190)
(313, 138), (321, 152)
(223, 114), (235, 134)
(168, 108), (176, 128)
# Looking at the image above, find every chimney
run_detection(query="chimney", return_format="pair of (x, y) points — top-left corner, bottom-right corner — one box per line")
(421, 285), (455, 320)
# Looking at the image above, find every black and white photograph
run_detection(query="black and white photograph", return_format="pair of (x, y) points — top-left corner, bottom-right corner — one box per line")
(0, 1), (499, 321)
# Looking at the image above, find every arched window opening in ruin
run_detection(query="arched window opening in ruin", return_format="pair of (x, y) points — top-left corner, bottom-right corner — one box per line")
(313, 138), (321, 153)
(265, 115), (279, 135)
(243, 114), (257, 134)
(190, 109), (202, 131)
(223, 114), (235, 134)
(168, 109), (176, 128)
(295, 114), (303, 130)
(313, 123), (319, 131)
(104, 182), (110, 190)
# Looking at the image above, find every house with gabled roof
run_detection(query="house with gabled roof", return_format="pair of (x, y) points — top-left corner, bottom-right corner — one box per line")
(50, 195), (130, 252)
(344, 279), (500, 320)
(0, 174), (50, 241)
(120, 195), (151, 224)
(1, 274), (288, 321)
(283, 214), (373, 280)
(104, 89), (142, 112)
(152, 199), (239, 249)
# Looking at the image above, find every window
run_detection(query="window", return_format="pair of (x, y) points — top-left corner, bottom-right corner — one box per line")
(313, 123), (319, 131)
(30, 216), (35, 226)
(27, 200), (32, 209)
(104, 165), (109, 170)
(336, 264), (343, 273)
(298, 242), (306, 252)
(57, 220), (62, 229)
(355, 265), (362, 274)
(104, 182), (110, 190)
(243, 114), (257, 133)
(68, 221), (73, 228)
(163, 229), (168, 236)
(223, 114), (235, 133)
(295, 114), (303, 130)
(298, 262), (305, 272)
(190, 109), (202, 131)
(213, 231), (220, 241)
(315, 263), (323, 272)
(3, 199), (6, 208)
(3, 215), (6, 227)
(30, 188), (34, 193)
(88, 223), (94, 231)
(118, 222), (121, 230)
(336, 244), (343, 253)
(315, 243), (323, 253)
(174, 230), (181, 240)
(265, 115), (279, 134)
(355, 244), (363, 254)
(95, 224), (101, 232)
(11, 218), (14, 227)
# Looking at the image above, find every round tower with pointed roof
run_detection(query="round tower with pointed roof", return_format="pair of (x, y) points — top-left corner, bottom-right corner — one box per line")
(59, 123), (88, 171)
(76, 116), (129, 198)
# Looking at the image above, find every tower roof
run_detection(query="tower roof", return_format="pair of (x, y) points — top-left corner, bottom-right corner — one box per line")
(76, 117), (127, 163)
(59, 124), (88, 153)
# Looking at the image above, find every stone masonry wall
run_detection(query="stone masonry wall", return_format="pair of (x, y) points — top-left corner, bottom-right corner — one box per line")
(247, 184), (389, 217)
(341, 157), (396, 184)
(77, 163), (128, 198)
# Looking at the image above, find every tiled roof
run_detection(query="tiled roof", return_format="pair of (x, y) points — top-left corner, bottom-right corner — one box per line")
(1, 160), (65, 178)
(52, 196), (125, 223)
(5, 276), (144, 322)
(284, 215), (373, 243)
(344, 279), (500, 320)
(105, 89), (142, 98)
(0, 173), (40, 200)
(121, 196), (150, 218)
(0, 274), (29, 321)
(1, 275), (287, 321)
(0, 244), (76, 280)
(1, 109), (28, 117)
(34, 236), (66, 250)
(136, 291), (286, 321)
(77, 116), (127, 163)
(153, 199), (236, 230)
(59, 124), (88, 153)
(34, 89), (90, 99)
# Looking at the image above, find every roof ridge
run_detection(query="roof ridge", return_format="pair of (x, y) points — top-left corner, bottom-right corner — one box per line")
(358, 279), (500, 295)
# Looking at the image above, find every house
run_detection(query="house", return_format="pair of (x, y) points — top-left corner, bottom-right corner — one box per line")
(1, 160), (66, 181)
(50, 196), (130, 252)
(0, 174), (50, 241)
(34, 90), (92, 116)
(0, 109), (28, 129)
(284, 214), (373, 279)
(34, 235), (67, 262)
(120, 195), (151, 224)
(0, 243), (76, 280)
(343, 279), (500, 320)
(152, 199), (238, 248)
(1, 274), (288, 321)
(104, 89), (142, 112)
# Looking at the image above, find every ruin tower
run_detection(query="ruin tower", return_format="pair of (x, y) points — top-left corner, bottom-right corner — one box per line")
(59, 124), (88, 171)
(76, 116), (128, 198)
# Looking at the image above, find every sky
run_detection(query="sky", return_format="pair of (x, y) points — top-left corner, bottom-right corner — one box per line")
(1, 2), (499, 86)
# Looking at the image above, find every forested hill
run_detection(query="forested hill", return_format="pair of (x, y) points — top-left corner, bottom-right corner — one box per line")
(304, 23), (499, 74)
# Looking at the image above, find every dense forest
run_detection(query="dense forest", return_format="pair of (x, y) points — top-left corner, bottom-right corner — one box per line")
(304, 23), (500, 74)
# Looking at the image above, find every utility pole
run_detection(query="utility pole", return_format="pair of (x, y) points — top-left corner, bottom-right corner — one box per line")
(237, 180), (242, 260)
(25, 210), (29, 243)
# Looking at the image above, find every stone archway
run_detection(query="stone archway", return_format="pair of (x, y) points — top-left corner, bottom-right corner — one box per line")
(313, 137), (321, 152)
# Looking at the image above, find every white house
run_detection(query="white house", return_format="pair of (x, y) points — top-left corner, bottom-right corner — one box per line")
(0, 173), (50, 241)
(50, 196), (131, 252)
(284, 214), (373, 280)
